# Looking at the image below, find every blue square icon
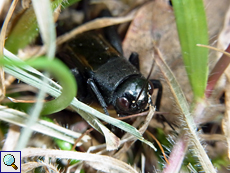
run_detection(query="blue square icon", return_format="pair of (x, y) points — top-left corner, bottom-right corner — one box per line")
(0, 151), (21, 173)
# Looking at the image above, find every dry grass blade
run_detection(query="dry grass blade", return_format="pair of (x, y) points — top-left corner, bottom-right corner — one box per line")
(16, 0), (58, 150)
(0, 0), (19, 101)
(224, 58), (230, 160)
(2, 125), (20, 151)
(154, 46), (216, 172)
(197, 44), (230, 160)
(32, 13), (136, 60)
(114, 106), (155, 159)
(22, 161), (59, 173)
(223, 46), (230, 160)
(0, 105), (90, 145)
(31, 0), (56, 59)
(223, 73), (230, 159)
(145, 130), (169, 165)
(56, 13), (135, 45)
(0, 0), (18, 55)
(199, 134), (226, 141)
(22, 148), (138, 173)
(7, 97), (42, 103)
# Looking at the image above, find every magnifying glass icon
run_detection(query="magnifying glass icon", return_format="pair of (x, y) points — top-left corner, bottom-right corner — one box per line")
(3, 154), (18, 170)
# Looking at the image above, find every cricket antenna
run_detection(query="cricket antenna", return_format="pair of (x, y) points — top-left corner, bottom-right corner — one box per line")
(134, 57), (155, 103)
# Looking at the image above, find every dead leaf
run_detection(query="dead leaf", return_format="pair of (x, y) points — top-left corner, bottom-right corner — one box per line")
(123, 0), (230, 123)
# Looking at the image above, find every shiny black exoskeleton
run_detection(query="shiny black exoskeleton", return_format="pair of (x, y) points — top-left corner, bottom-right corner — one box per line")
(58, 32), (162, 116)
(58, 9), (162, 116)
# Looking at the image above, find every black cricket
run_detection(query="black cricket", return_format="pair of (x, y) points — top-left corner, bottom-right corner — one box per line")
(57, 10), (162, 117)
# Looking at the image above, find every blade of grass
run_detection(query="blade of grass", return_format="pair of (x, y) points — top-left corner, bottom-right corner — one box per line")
(22, 148), (138, 173)
(0, 0), (19, 101)
(0, 105), (90, 145)
(171, 0), (209, 101)
(32, 0), (56, 60)
(3, 57), (77, 115)
(0, 57), (77, 150)
(153, 47), (216, 172)
(15, 0), (58, 150)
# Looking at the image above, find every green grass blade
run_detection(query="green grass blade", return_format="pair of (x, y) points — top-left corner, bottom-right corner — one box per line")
(172, 0), (209, 101)
(0, 57), (77, 115)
